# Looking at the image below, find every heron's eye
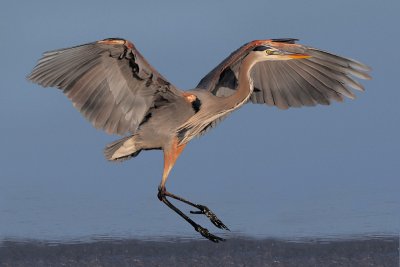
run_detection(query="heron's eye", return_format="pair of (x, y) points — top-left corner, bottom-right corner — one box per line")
(266, 49), (274, 55)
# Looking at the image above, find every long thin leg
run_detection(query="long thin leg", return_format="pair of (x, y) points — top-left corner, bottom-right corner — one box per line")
(158, 138), (228, 242)
(158, 187), (224, 242)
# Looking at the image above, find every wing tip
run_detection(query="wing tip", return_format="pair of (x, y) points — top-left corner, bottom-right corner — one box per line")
(349, 59), (372, 73)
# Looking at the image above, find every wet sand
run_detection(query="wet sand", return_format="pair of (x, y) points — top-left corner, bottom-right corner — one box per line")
(0, 236), (398, 266)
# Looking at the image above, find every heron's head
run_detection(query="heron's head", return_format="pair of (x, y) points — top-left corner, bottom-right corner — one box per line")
(251, 45), (310, 61)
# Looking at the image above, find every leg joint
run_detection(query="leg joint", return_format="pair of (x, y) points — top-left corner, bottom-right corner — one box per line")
(157, 186), (165, 201)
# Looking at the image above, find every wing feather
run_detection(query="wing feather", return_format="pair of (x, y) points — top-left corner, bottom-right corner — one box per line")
(300, 58), (365, 92)
(289, 60), (349, 100)
(28, 38), (181, 135)
(272, 63), (303, 107)
(274, 64), (317, 107)
(267, 63), (290, 109)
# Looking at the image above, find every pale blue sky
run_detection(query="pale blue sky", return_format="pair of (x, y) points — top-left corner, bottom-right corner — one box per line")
(0, 0), (399, 240)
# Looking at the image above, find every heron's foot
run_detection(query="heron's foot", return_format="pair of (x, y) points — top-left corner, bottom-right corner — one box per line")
(191, 205), (230, 231)
(157, 186), (229, 242)
(195, 225), (225, 243)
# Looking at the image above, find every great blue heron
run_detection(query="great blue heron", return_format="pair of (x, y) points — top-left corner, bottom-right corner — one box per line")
(28, 38), (371, 242)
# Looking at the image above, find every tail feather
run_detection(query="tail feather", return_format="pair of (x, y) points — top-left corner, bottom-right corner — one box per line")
(104, 135), (141, 162)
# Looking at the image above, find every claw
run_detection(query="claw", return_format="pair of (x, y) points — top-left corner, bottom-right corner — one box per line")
(190, 205), (230, 231)
(196, 225), (225, 243)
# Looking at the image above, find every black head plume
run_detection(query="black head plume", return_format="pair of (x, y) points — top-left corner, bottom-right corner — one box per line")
(270, 38), (299, 44)
(253, 45), (271, 51)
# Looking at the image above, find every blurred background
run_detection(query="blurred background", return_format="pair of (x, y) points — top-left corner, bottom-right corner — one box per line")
(0, 0), (399, 242)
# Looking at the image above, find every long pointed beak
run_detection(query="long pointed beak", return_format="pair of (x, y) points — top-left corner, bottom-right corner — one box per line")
(281, 52), (311, 60)
(266, 52), (311, 61)
(284, 54), (311, 59)
(277, 52), (311, 60)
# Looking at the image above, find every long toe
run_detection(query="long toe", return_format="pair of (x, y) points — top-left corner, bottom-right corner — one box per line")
(191, 205), (230, 231)
(196, 225), (225, 243)
(207, 212), (230, 231)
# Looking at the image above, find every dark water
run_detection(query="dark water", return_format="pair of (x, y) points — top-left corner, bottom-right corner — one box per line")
(0, 236), (398, 266)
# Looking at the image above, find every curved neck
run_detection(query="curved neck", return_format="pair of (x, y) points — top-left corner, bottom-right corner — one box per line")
(177, 54), (261, 144)
(223, 53), (259, 109)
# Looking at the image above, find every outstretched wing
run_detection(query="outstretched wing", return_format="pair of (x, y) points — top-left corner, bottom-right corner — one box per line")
(197, 39), (371, 109)
(28, 38), (182, 135)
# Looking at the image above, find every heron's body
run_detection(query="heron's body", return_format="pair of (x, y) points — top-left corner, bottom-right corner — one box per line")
(28, 37), (371, 242)
(108, 52), (258, 162)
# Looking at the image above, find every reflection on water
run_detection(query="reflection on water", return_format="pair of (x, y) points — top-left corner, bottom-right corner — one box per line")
(0, 233), (397, 248)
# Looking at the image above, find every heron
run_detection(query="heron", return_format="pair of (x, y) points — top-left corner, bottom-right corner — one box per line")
(28, 37), (371, 242)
